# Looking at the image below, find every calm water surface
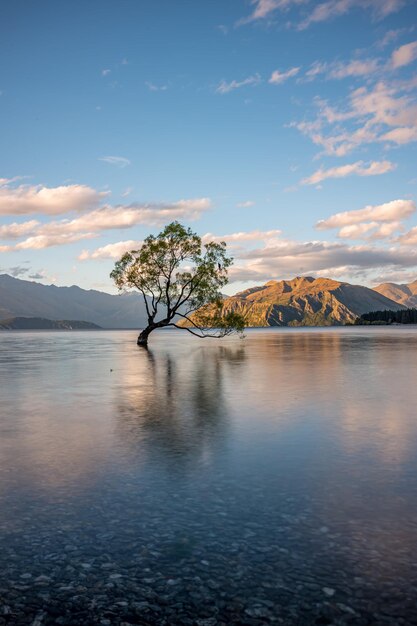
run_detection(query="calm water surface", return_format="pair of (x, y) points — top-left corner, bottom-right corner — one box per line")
(1, 328), (417, 625)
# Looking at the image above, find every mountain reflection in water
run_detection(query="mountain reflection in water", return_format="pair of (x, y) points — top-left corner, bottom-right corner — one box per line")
(0, 328), (417, 625)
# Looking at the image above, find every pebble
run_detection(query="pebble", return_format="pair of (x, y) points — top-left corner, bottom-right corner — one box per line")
(323, 587), (336, 597)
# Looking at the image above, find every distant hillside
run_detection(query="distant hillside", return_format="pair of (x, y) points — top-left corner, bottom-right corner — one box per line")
(0, 317), (102, 330)
(0, 274), (148, 329)
(373, 279), (417, 308)
(1, 274), (407, 330)
(181, 276), (406, 328)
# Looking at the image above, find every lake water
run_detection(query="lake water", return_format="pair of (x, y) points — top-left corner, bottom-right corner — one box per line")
(1, 328), (417, 625)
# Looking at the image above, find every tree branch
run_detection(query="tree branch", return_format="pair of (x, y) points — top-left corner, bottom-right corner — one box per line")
(168, 323), (230, 339)
(175, 311), (207, 330)
(133, 282), (152, 320)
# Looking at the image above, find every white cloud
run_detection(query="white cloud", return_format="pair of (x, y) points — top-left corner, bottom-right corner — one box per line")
(302, 160), (396, 185)
(102, 69), (111, 76)
(145, 82), (168, 92)
(236, 200), (255, 208)
(337, 222), (380, 239)
(0, 183), (108, 216)
(349, 81), (417, 127)
(216, 74), (261, 94)
(377, 28), (407, 49)
(240, 0), (306, 23)
(294, 79), (417, 155)
(298, 0), (406, 30)
(397, 226), (417, 245)
(338, 220), (403, 240)
(372, 269), (417, 284)
(0, 176), (29, 187)
(15, 232), (97, 250)
(304, 61), (328, 80)
(304, 57), (379, 82)
(79, 240), (142, 261)
(4, 198), (211, 250)
(269, 67), (300, 84)
(229, 237), (417, 284)
(63, 200), (210, 232)
(391, 40), (417, 68)
(202, 229), (282, 245)
(80, 229), (282, 262)
(98, 156), (131, 168)
(369, 221), (405, 240)
(239, 0), (405, 29)
(316, 199), (416, 229)
(329, 58), (380, 79)
(380, 126), (417, 143)
(0, 220), (40, 239)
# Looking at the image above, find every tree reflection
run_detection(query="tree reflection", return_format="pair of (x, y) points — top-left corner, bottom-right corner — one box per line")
(115, 345), (246, 467)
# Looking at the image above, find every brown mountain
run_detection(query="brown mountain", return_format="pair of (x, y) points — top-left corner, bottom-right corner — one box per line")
(373, 279), (417, 308)
(183, 276), (406, 328)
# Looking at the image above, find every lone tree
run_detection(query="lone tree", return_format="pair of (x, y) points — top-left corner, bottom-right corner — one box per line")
(110, 221), (245, 346)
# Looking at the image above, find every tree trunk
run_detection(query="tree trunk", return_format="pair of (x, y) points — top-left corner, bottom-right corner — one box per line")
(137, 325), (154, 347)
(137, 319), (171, 346)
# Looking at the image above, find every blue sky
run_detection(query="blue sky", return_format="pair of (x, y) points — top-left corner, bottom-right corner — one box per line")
(1, 0), (417, 293)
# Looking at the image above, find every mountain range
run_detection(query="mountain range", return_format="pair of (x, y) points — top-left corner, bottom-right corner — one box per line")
(0, 274), (147, 329)
(0, 273), (414, 329)
(373, 280), (417, 308)
(183, 276), (409, 328)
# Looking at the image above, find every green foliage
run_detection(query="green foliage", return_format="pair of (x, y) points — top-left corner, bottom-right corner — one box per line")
(110, 221), (245, 342)
(356, 308), (417, 325)
(191, 302), (246, 333)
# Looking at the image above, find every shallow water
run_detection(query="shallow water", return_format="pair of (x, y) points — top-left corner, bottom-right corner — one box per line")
(1, 327), (417, 625)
